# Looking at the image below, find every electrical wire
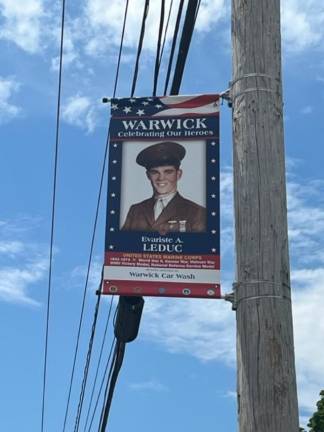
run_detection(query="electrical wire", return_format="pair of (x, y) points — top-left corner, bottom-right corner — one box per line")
(61, 0), (130, 426)
(91, 2), (202, 429)
(112, 0), (129, 98)
(163, 0), (184, 95)
(61, 136), (109, 432)
(73, 283), (102, 432)
(99, 342), (126, 432)
(82, 296), (114, 431)
(86, 338), (116, 432)
(158, 0), (174, 68)
(170, 0), (200, 95)
(130, 0), (150, 97)
(66, 1), (203, 429)
(41, 0), (66, 430)
(194, 0), (202, 24)
(153, 0), (165, 96)
(97, 344), (118, 431)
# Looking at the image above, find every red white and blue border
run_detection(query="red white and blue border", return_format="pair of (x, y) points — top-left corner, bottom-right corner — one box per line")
(103, 94), (221, 299)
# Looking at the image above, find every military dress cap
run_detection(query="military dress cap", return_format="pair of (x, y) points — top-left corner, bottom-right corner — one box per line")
(136, 141), (186, 170)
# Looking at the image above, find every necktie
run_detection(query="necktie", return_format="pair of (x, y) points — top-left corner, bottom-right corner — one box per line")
(154, 198), (165, 220)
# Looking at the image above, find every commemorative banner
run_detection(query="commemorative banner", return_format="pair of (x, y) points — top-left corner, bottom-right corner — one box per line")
(103, 94), (220, 299)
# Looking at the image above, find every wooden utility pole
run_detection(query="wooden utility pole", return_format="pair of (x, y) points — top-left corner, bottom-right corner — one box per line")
(231, 0), (299, 431)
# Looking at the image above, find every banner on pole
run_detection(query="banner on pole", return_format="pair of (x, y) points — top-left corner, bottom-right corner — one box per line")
(103, 94), (220, 298)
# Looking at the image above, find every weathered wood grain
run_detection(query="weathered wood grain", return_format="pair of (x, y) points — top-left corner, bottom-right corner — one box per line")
(231, 0), (299, 430)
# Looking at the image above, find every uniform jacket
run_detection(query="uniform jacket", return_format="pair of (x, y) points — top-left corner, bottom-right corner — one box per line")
(122, 193), (206, 233)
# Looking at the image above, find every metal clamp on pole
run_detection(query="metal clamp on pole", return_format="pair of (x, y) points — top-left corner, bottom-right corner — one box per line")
(220, 88), (232, 108)
(114, 296), (145, 343)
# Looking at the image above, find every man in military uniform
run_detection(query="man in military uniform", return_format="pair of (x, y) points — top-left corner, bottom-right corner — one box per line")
(122, 141), (206, 233)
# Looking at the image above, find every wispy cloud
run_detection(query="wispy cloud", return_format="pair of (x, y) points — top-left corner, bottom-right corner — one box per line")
(61, 94), (101, 133)
(0, 240), (24, 256)
(82, 0), (228, 57)
(0, 76), (21, 124)
(129, 379), (169, 392)
(281, 0), (324, 52)
(0, 0), (45, 53)
(0, 259), (46, 306)
(292, 268), (324, 413)
(0, 218), (47, 306)
(142, 292), (235, 364)
(69, 257), (103, 292)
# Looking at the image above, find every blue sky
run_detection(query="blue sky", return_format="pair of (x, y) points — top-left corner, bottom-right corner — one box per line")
(1, 0), (324, 430)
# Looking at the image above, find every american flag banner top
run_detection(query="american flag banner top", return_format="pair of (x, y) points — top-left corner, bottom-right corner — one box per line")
(103, 94), (221, 299)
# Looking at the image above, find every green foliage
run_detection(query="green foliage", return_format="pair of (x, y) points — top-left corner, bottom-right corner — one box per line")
(308, 390), (324, 432)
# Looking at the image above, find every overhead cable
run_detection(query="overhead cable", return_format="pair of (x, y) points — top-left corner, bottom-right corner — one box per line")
(153, 0), (165, 96)
(61, 0), (130, 427)
(61, 137), (109, 432)
(158, 0), (174, 68)
(194, 0), (202, 24)
(86, 339), (116, 432)
(130, 0), (150, 97)
(73, 281), (102, 432)
(41, 0), (66, 430)
(112, 0), (129, 97)
(163, 0), (184, 95)
(98, 297), (144, 432)
(99, 342), (126, 432)
(82, 296), (114, 432)
(170, 0), (199, 95)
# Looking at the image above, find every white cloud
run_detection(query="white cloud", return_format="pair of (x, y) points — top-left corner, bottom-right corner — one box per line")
(0, 241), (24, 256)
(0, 259), (46, 306)
(281, 0), (324, 52)
(129, 379), (169, 392)
(292, 268), (324, 413)
(83, 0), (228, 57)
(0, 77), (21, 124)
(0, 219), (47, 306)
(195, 0), (228, 32)
(142, 292), (235, 364)
(61, 94), (99, 133)
(51, 33), (79, 71)
(0, 0), (45, 53)
(69, 258), (102, 292)
(287, 178), (324, 266)
(224, 390), (237, 399)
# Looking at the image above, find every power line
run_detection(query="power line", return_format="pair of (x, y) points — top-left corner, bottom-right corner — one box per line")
(158, 0), (174, 68)
(163, 0), (184, 95)
(41, 0), (66, 430)
(62, 0), (130, 426)
(194, 0), (202, 24)
(170, 0), (200, 95)
(99, 342), (125, 432)
(131, 0), (150, 97)
(97, 297), (144, 432)
(61, 135), (109, 432)
(67, 1), (202, 429)
(86, 338), (116, 432)
(153, 0), (165, 96)
(73, 283), (102, 432)
(112, 0), (129, 98)
(82, 296), (114, 431)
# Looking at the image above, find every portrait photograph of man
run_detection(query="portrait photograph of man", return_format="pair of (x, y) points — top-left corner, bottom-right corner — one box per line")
(120, 140), (206, 234)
